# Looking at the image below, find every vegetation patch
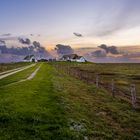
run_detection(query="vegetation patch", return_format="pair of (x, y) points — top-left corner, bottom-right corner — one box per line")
(0, 62), (139, 139)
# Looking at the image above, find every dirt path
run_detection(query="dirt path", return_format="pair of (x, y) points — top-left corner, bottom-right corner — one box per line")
(0, 64), (36, 80)
(0, 65), (31, 76)
(27, 65), (41, 80)
(3, 65), (42, 87)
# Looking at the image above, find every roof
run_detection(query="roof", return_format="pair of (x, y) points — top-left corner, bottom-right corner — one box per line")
(24, 55), (34, 60)
(62, 54), (79, 59)
(62, 54), (85, 60)
(77, 56), (84, 59)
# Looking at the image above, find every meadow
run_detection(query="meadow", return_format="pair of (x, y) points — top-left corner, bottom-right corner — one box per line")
(52, 62), (140, 106)
(0, 62), (139, 139)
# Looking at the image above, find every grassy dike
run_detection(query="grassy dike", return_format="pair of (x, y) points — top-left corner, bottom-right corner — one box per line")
(0, 63), (139, 139)
(0, 63), (75, 140)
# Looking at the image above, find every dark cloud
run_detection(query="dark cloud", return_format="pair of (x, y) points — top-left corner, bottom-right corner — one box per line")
(0, 39), (50, 59)
(0, 45), (8, 54)
(73, 32), (83, 37)
(33, 41), (41, 48)
(0, 40), (6, 45)
(55, 44), (74, 55)
(108, 46), (120, 54)
(91, 50), (107, 57)
(1, 33), (11, 36)
(30, 34), (41, 37)
(89, 44), (120, 58)
(18, 38), (31, 45)
(98, 44), (119, 54)
(32, 41), (50, 58)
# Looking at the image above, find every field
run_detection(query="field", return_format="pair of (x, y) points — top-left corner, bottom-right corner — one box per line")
(53, 62), (140, 105)
(0, 62), (139, 139)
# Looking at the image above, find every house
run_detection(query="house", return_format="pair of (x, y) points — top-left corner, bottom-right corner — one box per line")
(76, 56), (87, 62)
(61, 54), (87, 62)
(23, 55), (38, 62)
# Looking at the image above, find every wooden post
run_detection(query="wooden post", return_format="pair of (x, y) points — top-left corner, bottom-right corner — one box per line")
(79, 71), (82, 79)
(111, 79), (115, 97)
(130, 84), (137, 109)
(96, 74), (99, 88)
(67, 66), (70, 75)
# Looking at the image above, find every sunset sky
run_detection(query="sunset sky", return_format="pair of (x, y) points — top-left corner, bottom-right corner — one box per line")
(0, 0), (140, 49)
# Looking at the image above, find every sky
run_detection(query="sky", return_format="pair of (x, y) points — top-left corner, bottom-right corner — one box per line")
(0, 0), (140, 49)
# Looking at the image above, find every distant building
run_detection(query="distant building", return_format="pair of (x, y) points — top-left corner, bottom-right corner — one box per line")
(61, 54), (87, 62)
(23, 55), (38, 62)
(48, 58), (57, 62)
(38, 58), (48, 62)
(76, 56), (87, 62)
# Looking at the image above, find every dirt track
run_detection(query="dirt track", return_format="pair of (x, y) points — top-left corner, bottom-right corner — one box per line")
(0, 64), (36, 80)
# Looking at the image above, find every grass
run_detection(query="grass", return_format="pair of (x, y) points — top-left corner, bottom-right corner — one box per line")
(52, 62), (140, 96)
(52, 64), (140, 139)
(0, 63), (78, 139)
(0, 62), (139, 139)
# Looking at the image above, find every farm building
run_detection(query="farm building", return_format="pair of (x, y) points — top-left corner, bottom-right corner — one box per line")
(23, 55), (38, 62)
(61, 54), (87, 62)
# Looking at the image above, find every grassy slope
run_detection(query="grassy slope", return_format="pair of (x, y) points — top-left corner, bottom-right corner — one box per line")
(0, 63), (74, 140)
(0, 63), (139, 139)
(53, 64), (140, 139)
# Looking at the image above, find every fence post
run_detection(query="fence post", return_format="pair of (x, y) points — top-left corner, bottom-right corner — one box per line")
(67, 66), (70, 75)
(130, 84), (137, 109)
(111, 79), (115, 97)
(96, 74), (99, 88)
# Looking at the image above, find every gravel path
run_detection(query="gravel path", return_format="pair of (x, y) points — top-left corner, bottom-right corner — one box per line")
(0, 64), (36, 80)
(0, 65), (31, 76)
(27, 65), (41, 80)
(2, 64), (42, 87)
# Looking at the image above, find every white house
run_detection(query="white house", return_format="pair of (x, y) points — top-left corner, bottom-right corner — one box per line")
(61, 54), (87, 62)
(23, 55), (38, 62)
(76, 56), (87, 62)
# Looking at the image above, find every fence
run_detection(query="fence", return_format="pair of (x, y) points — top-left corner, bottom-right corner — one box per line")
(54, 64), (140, 110)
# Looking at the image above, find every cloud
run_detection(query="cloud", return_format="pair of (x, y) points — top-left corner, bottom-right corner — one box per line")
(30, 34), (41, 37)
(1, 33), (11, 36)
(0, 40), (50, 58)
(89, 44), (120, 58)
(0, 40), (6, 45)
(91, 0), (140, 36)
(18, 38), (31, 45)
(73, 32), (83, 37)
(91, 50), (107, 57)
(98, 44), (119, 54)
(0, 37), (18, 41)
(55, 44), (74, 55)
(33, 41), (41, 48)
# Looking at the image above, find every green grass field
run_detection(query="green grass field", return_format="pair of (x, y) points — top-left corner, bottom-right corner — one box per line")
(52, 62), (140, 96)
(0, 62), (139, 139)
